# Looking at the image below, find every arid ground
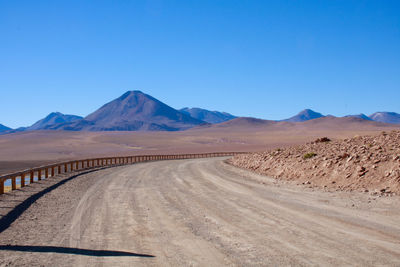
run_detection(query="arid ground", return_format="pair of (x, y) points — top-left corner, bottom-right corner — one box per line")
(1, 119), (400, 266)
(1, 158), (400, 266)
(1, 117), (399, 174)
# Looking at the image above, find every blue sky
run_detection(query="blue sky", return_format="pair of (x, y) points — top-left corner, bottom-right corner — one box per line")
(1, 0), (399, 128)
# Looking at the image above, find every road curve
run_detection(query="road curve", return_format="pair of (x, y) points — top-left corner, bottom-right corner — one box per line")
(1, 158), (400, 266)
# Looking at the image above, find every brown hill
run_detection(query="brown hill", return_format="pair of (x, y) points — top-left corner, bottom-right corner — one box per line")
(230, 130), (400, 194)
(211, 117), (278, 128)
(194, 116), (396, 132)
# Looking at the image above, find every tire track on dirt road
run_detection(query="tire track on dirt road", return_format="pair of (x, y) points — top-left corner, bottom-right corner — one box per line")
(1, 158), (400, 266)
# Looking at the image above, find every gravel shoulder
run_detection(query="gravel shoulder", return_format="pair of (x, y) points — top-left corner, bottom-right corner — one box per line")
(1, 158), (400, 266)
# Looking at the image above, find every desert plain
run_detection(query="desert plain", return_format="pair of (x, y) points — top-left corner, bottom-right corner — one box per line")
(1, 117), (400, 266)
(1, 116), (398, 174)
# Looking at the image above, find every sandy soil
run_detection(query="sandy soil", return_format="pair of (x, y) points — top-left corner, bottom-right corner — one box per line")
(1, 117), (399, 175)
(0, 160), (57, 175)
(1, 158), (400, 266)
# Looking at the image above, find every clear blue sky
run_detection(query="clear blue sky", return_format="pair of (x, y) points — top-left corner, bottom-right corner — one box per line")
(1, 0), (399, 128)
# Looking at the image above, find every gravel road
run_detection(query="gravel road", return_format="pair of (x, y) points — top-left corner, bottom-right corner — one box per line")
(1, 158), (400, 266)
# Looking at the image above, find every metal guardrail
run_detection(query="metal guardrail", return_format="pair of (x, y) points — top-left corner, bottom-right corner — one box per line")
(0, 152), (245, 194)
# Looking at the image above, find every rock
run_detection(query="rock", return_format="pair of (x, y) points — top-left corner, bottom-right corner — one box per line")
(357, 166), (366, 173)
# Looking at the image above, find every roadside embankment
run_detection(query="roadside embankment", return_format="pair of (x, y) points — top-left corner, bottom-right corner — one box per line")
(229, 131), (400, 195)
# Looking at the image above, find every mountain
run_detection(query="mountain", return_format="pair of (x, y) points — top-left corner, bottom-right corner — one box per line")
(180, 107), (236, 124)
(343, 113), (373, 121)
(56, 91), (206, 131)
(27, 112), (83, 130)
(0, 124), (11, 133)
(283, 109), (325, 122)
(369, 112), (400, 124)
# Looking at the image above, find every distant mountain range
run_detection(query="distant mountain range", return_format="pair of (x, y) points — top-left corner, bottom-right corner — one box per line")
(343, 114), (373, 121)
(180, 107), (236, 124)
(1, 91), (399, 133)
(285, 109), (400, 124)
(0, 124), (11, 133)
(54, 91), (208, 131)
(283, 109), (324, 122)
(27, 112), (83, 131)
(369, 112), (400, 124)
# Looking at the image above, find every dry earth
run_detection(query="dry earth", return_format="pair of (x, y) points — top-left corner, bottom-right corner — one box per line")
(1, 158), (400, 266)
(1, 116), (399, 174)
(230, 130), (400, 195)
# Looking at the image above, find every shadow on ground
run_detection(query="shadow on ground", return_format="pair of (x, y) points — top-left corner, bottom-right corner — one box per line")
(0, 245), (155, 258)
(0, 167), (109, 233)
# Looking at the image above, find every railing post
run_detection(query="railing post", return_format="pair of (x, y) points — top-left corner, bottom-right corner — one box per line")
(0, 179), (4, 194)
(30, 171), (34, 183)
(45, 168), (49, 178)
(64, 163), (68, 173)
(51, 167), (55, 177)
(12, 176), (16, 190)
(21, 173), (25, 187)
(38, 170), (42, 181)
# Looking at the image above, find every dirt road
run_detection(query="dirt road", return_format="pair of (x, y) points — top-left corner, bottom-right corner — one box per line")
(1, 158), (400, 266)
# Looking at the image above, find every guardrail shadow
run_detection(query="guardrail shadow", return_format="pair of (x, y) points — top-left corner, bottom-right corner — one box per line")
(0, 245), (155, 257)
(0, 167), (108, 234)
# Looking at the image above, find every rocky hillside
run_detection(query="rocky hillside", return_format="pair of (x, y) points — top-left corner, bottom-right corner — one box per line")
(229, 131), (400, 195)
